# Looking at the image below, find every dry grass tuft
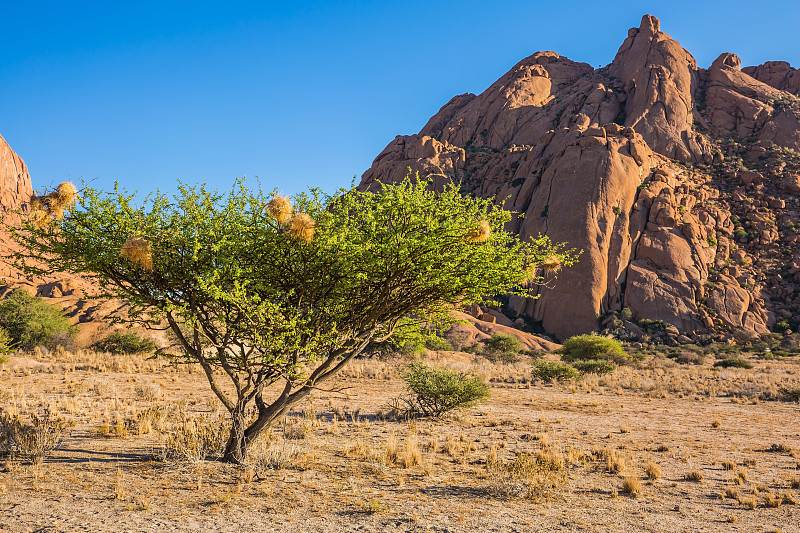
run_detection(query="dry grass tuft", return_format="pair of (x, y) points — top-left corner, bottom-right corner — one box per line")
(645, 461), (661, 480)
(621, 474), (642, 497)
(267, 196), (293, 223)
(288, 213), (315, 242)
(120, 236), (154, 271)
(684, 469), (704, 482)
(721, 460), (736, 471)
(486, 450), (567, 500)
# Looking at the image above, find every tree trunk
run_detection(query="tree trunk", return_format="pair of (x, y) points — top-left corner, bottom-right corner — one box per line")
(222, 409), (247, 464)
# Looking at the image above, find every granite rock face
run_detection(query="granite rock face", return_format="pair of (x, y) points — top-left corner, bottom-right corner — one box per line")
(360, 15), (800, 340)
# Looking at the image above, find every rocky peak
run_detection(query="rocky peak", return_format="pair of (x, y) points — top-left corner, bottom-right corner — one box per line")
(360, 15), (800, 341)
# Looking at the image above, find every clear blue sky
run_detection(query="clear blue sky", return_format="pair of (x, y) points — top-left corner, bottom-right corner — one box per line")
(2, 1), (798, 198)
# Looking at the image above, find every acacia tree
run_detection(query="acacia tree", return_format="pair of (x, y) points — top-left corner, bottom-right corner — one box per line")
(14, 177), (577, 463)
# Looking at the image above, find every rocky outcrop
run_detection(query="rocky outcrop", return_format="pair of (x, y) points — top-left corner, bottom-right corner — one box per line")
(742, 61), (800, 96)
(360, 14), (800, 340)
(0, 134), (32, 226)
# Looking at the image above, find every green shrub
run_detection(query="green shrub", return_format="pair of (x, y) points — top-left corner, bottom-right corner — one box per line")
(0, 289), (75, 350)
(92, 331), (157, 354)
(392, 361), (489, 418)
(713, 358), (753, 369)
(531, 361), (580, 382)
(424, 336), (453, 352)
(775, 320), (792, 333)
(485, 333), (522, 355)
(570, 359), (616, 375)
(556, 334), (630, 364)
(0, 327), (12, 364)
(398, 340), (426, 357)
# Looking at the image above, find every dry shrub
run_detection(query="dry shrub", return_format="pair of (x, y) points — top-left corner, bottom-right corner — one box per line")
(0, 409), (71, 465)
(287, 213), (315, 242)
(267, 196), (292, 223)
(284, 418), (312, 440)
(120, 236), (153, 270)
(157, 411), (227, 464)
(465, 220), (490, 243)
(249, 438), (303, 472)
(487, 450), (567, 500)
(721, 460), (736, 471)
(134, 407), (166, 435)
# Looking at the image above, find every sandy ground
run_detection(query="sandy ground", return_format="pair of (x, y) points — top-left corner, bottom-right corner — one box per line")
(1, 350), (799, 532)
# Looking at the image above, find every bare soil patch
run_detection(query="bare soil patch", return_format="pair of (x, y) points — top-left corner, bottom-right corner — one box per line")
(1, 350), (799, 532)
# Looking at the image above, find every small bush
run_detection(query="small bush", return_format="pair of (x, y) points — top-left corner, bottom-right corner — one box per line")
(557, 334), (631, 364)
(392, 361), (489, 418)
(714, 358), (753, 369)
(0, 326), (12, 364)
(424, 336), (453, 352)
(157, 411), (227, 464)
(92, 331), (157, 354)
(531, 361), (580, 382)
(398, 340), (426, 357)
(0, 289), (75, 350)
(0, 409), (71, 465)
(570, 359), (616, 375)
(485, 333), (522, 356)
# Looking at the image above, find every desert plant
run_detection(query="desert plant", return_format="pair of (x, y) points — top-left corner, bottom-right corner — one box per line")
(0, 326), (12, 363)
(92, 331), (157, 354)
(392, 361), (490, 418)
(531, 360), (581, 382)
(0, 409), (70, 464)
(557, 334), (630, 364)
(485, 333), (522, 356)
(13, 176), (577, 463)
(486, 450), (567, 500)
(0, 289), (75, 350)
(570, 359), (616, 375)
(714, 358), (753, 369)
(424, 336), (453, 352)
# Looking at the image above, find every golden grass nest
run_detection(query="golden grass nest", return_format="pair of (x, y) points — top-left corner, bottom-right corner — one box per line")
(288, 213), (315, 242)
(267, 196), (293, 223)
(538, 255), (562, 273)
(120, 236), (154, 271)
(466, 220), (491, 243)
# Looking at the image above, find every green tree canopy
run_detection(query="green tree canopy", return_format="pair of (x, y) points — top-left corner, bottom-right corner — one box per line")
(13, 177), (577, 463)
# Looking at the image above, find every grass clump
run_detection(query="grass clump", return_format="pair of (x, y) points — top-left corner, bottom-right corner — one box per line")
(0, 289), (75, 350)
(570, 359), (616, 375)
(391, 361), (489, 418)
(713, 358), (753, 369)
(92, 331), (157, 354)
(557, 334), (631, 364)
(531, 361), (580, 382)
(486, 450), (567, 500)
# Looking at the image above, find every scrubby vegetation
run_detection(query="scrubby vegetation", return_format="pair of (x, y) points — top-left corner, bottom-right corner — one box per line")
(557, 334), (631, 364)
(0, 289), (75, 350)
(92, 331), (158, 355)
(531, 360), (581, 382)
(392, 361), (490, 418)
